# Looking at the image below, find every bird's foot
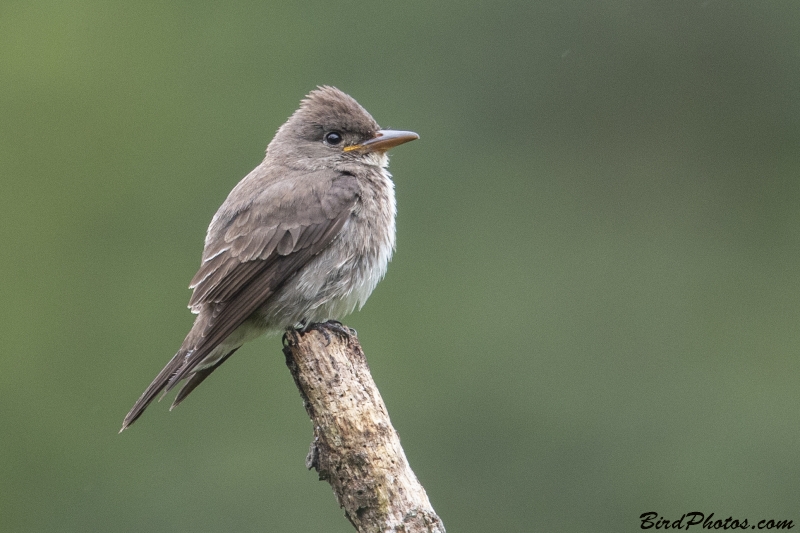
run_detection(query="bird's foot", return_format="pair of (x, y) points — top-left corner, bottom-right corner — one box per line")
(297, 320), (355, 345)
(324, 320), (357, 338)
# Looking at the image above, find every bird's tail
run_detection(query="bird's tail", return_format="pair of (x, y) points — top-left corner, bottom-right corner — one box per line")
(169, 347), (238, 410)
(119, 348), (188, 432)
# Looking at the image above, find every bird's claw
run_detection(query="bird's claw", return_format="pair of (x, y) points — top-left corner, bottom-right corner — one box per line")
(298, 320), (355, 345)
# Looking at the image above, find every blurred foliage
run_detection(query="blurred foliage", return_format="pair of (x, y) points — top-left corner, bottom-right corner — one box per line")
(2, 1), (799, 531)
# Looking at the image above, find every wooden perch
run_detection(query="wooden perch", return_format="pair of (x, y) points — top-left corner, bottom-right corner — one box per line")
(282, 322), (445, 533)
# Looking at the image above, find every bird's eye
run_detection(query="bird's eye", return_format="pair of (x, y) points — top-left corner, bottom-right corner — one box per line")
(324, 131), (343, 146)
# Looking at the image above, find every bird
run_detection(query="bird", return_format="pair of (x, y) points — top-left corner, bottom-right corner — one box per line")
(121, 86), (418, 431)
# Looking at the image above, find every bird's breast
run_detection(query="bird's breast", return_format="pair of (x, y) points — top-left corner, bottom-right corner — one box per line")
(335, 167), (397, 309)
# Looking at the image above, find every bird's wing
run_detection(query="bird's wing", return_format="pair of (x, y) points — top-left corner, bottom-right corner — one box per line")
(121, 171), (359, 429)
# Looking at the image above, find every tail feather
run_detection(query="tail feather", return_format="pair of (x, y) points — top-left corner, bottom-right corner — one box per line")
(120, 349), (187, 432)
(120, 343), (243, 432)
(170, 348), (239, 411)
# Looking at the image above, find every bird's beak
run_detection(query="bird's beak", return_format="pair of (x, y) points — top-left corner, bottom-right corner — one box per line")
(344, 130), (419, 153)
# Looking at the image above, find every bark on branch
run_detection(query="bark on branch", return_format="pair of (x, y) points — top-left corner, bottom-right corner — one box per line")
(282, 322), (445, 533)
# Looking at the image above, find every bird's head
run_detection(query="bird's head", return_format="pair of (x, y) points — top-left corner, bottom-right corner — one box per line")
(267, 86), (418, 169)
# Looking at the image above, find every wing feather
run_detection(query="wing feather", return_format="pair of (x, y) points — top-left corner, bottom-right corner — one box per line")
(122, 172), (360, 429)
(166, 217), (349, 391)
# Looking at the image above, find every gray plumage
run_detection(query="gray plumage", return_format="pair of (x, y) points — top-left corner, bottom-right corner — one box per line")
(121, 86), (417, 430)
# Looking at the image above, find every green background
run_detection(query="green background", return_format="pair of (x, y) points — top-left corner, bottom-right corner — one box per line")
(2, 1), (799, 531)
